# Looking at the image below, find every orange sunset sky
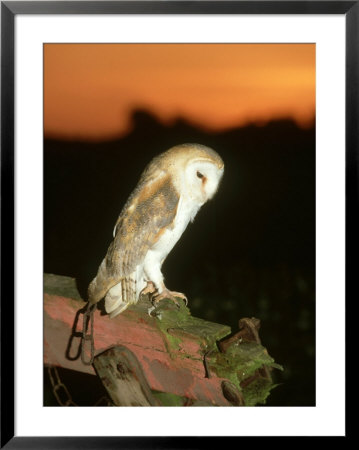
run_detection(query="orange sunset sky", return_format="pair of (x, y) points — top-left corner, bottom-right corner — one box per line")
(44, 44), (315, 141)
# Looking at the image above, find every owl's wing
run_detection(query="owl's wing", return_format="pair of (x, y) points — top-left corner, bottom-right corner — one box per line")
(88, 172), (179, 304)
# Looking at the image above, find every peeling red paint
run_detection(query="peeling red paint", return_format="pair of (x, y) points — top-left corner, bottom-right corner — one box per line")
(44, 293), (231, 405)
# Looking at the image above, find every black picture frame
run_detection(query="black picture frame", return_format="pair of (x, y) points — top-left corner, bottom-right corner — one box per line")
(1, 1), (353, 446)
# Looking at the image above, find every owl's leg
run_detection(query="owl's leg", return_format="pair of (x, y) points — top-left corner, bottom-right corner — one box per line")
(140, 281), (157, 296)
(143, 251), (188, 307)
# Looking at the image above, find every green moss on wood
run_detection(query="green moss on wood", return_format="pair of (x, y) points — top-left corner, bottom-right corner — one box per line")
(44, 273), (83, 301)
(242, 378), (279, 406)
(214, 342), (282, 383)
(209, 342), (283, 405)
(150, 298), (231, 358)
(151, 391), (187, 406)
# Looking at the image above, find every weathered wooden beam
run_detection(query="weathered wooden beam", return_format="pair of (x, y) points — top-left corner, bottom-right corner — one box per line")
(44, 273), (232, 405)
(93, 346), (160, 406)
(44, 273), (282, 406)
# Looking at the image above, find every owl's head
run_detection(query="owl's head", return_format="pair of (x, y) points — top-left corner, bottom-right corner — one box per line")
(184, 155), (224, 204)
(165, 143), (224, 205)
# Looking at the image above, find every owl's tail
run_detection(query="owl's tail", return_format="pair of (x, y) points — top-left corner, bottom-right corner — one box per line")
(88, 259), (138, 318)
(87, 258), (117, 305)
(106, 275), (138, 318)
(104, 281), (130, 318)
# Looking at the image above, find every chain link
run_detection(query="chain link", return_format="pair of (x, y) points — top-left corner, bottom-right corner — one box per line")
(81, 302), (96, 365)
(47, 365), (113, 406)
(48, 302), (113, 406)
(47, 366), (77, 406)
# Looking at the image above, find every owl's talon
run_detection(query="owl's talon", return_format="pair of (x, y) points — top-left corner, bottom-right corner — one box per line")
(170, 291), (188, 306)
(151, 289), (188, 308)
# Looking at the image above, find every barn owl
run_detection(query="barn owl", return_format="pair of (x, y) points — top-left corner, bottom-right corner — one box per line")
(88, 143), (224, 318)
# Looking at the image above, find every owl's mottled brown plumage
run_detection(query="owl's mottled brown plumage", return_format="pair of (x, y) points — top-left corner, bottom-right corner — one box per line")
(88, 173), (179, 304)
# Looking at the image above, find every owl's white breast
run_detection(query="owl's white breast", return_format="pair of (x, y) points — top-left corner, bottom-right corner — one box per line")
(159, 196), (200, 254)
(142, 195), (201, 275)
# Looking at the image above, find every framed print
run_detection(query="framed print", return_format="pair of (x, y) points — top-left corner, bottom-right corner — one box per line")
(1, 0), (354, 446)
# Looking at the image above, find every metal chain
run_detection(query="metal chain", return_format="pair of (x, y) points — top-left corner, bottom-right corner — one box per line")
(48, 303), (113, 406)
(47, 366), (77, 406)
(81, 302), (96, 365)
(47, 365), (113, 406)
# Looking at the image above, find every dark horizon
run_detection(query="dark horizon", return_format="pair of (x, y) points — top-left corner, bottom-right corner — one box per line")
(43, 109), (316, 143)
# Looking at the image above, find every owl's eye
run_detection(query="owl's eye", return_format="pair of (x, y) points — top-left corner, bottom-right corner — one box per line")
(196, 171), (204, 179)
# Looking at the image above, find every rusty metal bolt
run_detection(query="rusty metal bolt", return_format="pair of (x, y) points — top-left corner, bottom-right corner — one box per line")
(218, 317), (262, 353)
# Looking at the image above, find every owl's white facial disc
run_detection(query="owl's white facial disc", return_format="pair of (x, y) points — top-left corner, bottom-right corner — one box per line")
(185, 160), (224, 204)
